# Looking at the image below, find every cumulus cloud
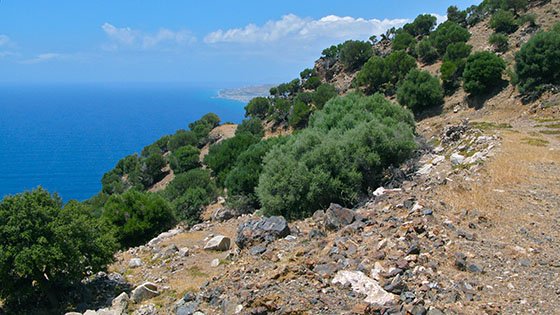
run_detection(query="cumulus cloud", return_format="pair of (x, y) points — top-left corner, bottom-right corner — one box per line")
(101, 23), (196, 51)
(204, 14), (409, 44)
(430, 13), (448, 25)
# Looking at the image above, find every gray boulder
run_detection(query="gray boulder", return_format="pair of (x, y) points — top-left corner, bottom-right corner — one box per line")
(325, 203), (356, 230)
(131, 282), (159, 303)
(211, 207), (239, 222)
(128, 258), (143, 268)
(204, 235), (231, 251)
(234, 216), (290, 249)
(450, 153), (465, 166)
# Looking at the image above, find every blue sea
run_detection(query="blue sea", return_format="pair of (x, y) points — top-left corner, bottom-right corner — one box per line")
(0, 83), (246, 202)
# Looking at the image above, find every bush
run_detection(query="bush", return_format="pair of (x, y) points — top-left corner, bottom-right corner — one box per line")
(355, 51), (417, 94)
(490, 10), (519, 34)
(448, 6), (467, 26)
(339, 40), (373, 71)
(204, 133), (260, 184)
(172, 187), (213, 224)
(463, 51), (506, 95)
(141, 135), (170, 157)
(489, 33), (509, 52)
(168, 129), (198, 152)
(300, 68), (316, 80)
(305, 76), (322, 90)
(443, 42), (472, 62)
(144, 153), (167, 184)
(321, 43), (343, 59)
(553, 22), (560, 33)
(169, 145), (200, 174)
(431, 21), (471, 54)
(0, 188), (116, 308)
(103, 190), (175, 248)
(164, 169), (217, 202)
(312, 83), (338, 109)
(289, 100), (312, 128)
(403, 14), (437, 37)
(440, 60), (464, 92)
(236, 118), (264, 138)
(257, 92), (416, 219)
(515, 31), (560, 94)
(397, 69), (444, 113)
(189, 113), (221, 145)
(416, 38), (439, 64)
(392, 30), (417, 52)
(244, 97), (270, 119)
(268, 98), (291, 123)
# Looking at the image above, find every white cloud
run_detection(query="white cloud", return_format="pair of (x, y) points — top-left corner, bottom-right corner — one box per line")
(430, 13), (448, 25)
(21, 53), (65, 64)
(204, 14), (409, 44)
(101, 23), (196, 51)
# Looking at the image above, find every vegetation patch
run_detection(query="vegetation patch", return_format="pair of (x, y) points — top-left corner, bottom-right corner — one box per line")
(521, 137), (550, 146)
(471, 121), (512, 130)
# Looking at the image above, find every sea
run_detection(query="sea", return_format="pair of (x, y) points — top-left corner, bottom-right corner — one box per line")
(0, 83), (246, 202)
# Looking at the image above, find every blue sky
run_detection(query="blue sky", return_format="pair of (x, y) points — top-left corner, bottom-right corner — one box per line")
(0, 0), (479, 86)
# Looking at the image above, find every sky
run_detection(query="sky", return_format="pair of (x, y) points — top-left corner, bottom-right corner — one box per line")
(0, 0), (480, 87)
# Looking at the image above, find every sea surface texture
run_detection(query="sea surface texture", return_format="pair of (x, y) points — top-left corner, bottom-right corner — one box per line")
(0, 84), (245, 202)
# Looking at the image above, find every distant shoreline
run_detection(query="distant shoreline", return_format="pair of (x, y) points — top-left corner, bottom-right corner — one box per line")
(217, 84), (275, 103)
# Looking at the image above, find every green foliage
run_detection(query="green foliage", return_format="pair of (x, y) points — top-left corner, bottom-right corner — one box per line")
(463, 51), (506, 95)
(244, 97), (270, 119)
(416, 37), (439, 64)
(515, 31), (560, 94)
(518, 13), (538, 27)
(431, 21), (471, 54)
(169, 145), (200, 174)
(172, 187), (212, 224)
(339, 40), (373, 71)
(164, 169), (217, 202)
(403, 14), (437, 37)
(489, 33), (509, 52)
(443, 42), (472, 62)
(305, 76), (322, 90)
(397, 69), (444, 113)
(321, 43), (343, 59)
(503, 0), (528, 13)
(168, 129), (198, 152)
(490, 10), (519, 33)
(236, 118), (264, 138)
(144, 153), (167, 184)
(290, 100), (312, 128)
(188, 113), (221, 145)
(392, 30), (417, 52)
(553, 22), (560, 33)
(295, 91), (314, 105)
(0, 188), (116, 308)
(268, 98), (291, 123)
(312, 83), (338, 110)
(269, 87), (278, 96)
(257, 92), (416, 219)
(204, 133), (260, 184)
(101, 154), (143, 194)
(141, 135), (170, 157)
(103, 190), (175, 248)
(466, 4), (487, 26)
(355, 51), (417, 94)
(440, 60), (464, 92)
(300, 68), (316, 80)
(447, 5), (468, 26)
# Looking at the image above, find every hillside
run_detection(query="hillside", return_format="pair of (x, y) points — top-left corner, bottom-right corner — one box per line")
(3, 0), (560, 314)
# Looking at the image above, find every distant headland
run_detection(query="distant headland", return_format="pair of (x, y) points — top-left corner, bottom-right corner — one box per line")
(217, 84), (275, 103)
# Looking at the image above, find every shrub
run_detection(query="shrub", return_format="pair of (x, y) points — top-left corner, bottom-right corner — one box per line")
(355, 51), (417, 94)
(189, 113), (221, 145)
(244, 97), (270, 119)
(144, 153), (167, 184)
(466, 4), (487, 26)
(489, 33), (509, 52)
(397, 69), (444, 113)
(463, 51), (506, 95)
(490, 10), (519, 33)
(141, 135), (170, 157)
(268, 98), (291, 123)
(0, 188), (116, 308)
(300, 68), (316, 80)
(403, 14), (437, 37)
(321, 43), (343, 59)
(289, 100), (312, 128)
(204, 133), (260, 184)
(431, 21), (471, 54)
(169, 145), (200, 174)
(172, 187), (213, 224)
(392, 30), (417, 52)
(339, 40), (373, 71)
(103, 190), (175, 248)
(257, 92), (416, 219)
(312, 83), (338, 109)
(447, 6), (467, 26)
(236, 118), (264, 138)
(164, 169), (217, 202)
(168, 129), (198, 152)
(305, 76), (322, 90)
(515, 31), (560, 94)
(503, 0), (528, 14)
(553, 22), (560, 33)
(443, 42), (472, 62)
(416, 38), (439, 64)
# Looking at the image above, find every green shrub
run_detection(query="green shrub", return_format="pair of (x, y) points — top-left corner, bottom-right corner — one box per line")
(416, 38), (439, 64)
(431, 21), (471, 54)
(168, 129), (198, 152)
(321, 43), (343, 59)
(172, 187), (213, 224)
(490, 10), (519, 33)
(164, 169), (217, 202)
(553, 22), (560, 33)
(289, 100), (312, 128)
(305, 76), (322, 90)
(503, 0), (528, 14)
(0, 188), (116, 308)
(515, 31), (560, 94)
(447, 5), (467, 26)
(236, 118), (264, 138)
(268, 98), (291, 123)
(463, 51), (506, 95)
(392, 30), (417, 52)
(169, 145), (200, 174)
(355, 50), (417, 94)
(489, 33), (509, 52)
(257, 92), (416, 219)
(103, 190), (175, 248)
(204, 133), (260, 184)
(300, 68), (316, 80)
(339, 40), (373, 71)
(312, 83), (338, 109)
(244, 97), (270, 119)
(143, 153), (167, 184)
(397, 69), (444, 113)
(403, 14), (437, 37)
(188, 113), (221, 145)
(518, 13), (538, 27)
(141, 135), (170, 157)
(443, 42), (472, 62)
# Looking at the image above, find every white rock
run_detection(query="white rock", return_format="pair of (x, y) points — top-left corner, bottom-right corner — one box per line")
(128, 258), (143, 268)
(285, 235), (297, 241)
(332, 270), (397, 305)
(131, 282), (159, 303)
(111, 292), (129, 313)
(417, 164), (432, 175)
(433, 146), (445, 154)
(148, 228), (182, 246)
(204, 235), (231, 251)
(235, 304), (244, 314)
(373, 186), (386, 197)
(431, 155), (445, 165)
(464, 152), (485, 165)
(450, 153), (465, 166)
(178, 247), (190, 257)
(210, 258), (220, 267)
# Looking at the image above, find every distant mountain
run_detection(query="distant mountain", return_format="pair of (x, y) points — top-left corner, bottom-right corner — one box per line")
(217, 84), (276, 102)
